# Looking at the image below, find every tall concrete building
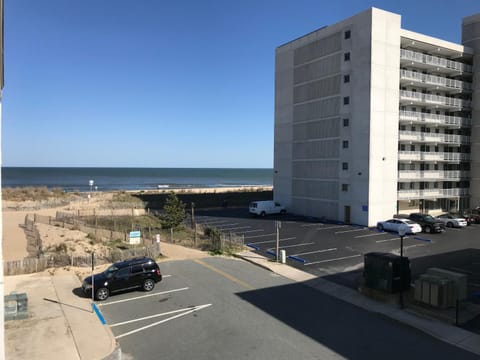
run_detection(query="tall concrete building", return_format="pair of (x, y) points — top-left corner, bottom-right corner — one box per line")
(274, 8), (480, 227)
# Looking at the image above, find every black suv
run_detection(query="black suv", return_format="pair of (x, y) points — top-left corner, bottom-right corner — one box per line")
(408, 213), (445, 234)
(82, 257), (162, 301)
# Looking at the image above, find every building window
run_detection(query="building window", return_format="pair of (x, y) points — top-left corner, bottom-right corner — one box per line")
(343, 141), (349, 149)
(344, 74), (350, 83)
(344, 30), (351, 39)
(344, 52), (350, 61)
(342, 162), (348, 170)
(342, 184), (349, 191)
(343, 118), (349, 127)
(343, 97), (350, 105)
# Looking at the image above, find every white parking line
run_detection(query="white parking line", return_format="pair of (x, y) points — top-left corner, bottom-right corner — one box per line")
(301, 223), (324, 227)
(292, 248), (337, 256)
(376, 237), (402, 243)
(114, 304), (212, 339)
(110, 305), (207, 327)
(355, 232), (386, 238)
(244, 232), (276, 239)
(305, 254), (362, 266)
(315, 225), (349, 231)
(242, 229), (264, 234)
(215, 223), (239, 228)
(267, 242), (314, 251)
(248, 237), (297, 245)
(335, 228), (367, 234)
(220, 226), (251, 231)
(200, 220), (229, 225)
(98, 287), (189, 307)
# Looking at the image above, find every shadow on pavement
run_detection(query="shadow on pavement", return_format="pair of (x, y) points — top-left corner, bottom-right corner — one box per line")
(236, 280), (479, 359)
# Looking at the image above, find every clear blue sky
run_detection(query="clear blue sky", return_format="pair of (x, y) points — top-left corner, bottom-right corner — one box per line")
(2, 0), (479, 168)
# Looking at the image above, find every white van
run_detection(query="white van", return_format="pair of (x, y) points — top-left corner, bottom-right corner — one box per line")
(249, 201), (286, 216)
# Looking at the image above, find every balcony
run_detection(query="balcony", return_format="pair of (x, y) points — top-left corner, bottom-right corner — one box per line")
(400, 49), (472, 75)
(397, 188), (469, 200)
(399, 111), (471, 128)
(398, 151), (470, 162)
(398, 131), (470, 145)
(400, 90), (471, 109)
(400, 69), (472, 94)
(398, 170), (470, 181)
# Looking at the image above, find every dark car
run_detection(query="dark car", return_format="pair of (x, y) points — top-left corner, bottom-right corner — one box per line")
(407, 213), (445, 233)
(466, 209), (480, 224)
(82, 257), (162, 301)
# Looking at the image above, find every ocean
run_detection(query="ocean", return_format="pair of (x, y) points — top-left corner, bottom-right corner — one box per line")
(1, 167), (273, 192)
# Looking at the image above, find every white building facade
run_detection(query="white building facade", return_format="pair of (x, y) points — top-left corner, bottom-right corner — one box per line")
(274, 8), (480, 226)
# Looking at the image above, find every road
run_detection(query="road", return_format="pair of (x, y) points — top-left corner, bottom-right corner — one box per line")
(98, 257), (478, 360)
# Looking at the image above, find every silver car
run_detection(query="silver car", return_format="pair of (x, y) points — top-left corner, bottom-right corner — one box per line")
(435, 214), (468, 228)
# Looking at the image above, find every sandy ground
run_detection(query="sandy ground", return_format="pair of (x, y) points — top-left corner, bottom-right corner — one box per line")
(2, 187), (258, 262)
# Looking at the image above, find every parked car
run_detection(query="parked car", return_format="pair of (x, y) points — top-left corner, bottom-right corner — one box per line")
(450, 211), (474, 226)
(435, 214), (468, 228)
(406, 213), (445, 233)
(82, 257), (162, 301)
(249, 200), (286, 216)
(465, 209), (480, 224)
(376, 218), (422, 234)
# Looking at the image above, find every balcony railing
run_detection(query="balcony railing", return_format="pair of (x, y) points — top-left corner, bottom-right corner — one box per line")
(400, 90), (471, 109)
(398, 131), (470, 145)
(400, 49), (472, 74)
(398, 170), (470, 180)
(397, 188), (469, 200)
(398, 151), (470, 162)
(400, 69), (472, 92)
(399, 111), (471, 127)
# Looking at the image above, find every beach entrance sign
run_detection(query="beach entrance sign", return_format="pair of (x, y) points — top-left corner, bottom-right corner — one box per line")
(129, 231), (141, 244)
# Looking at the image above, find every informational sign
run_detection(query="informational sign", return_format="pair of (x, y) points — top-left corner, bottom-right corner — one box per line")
(129, 231), (141, 244)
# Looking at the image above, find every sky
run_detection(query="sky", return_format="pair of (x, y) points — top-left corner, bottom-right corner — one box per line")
(2, 0), (479, 168)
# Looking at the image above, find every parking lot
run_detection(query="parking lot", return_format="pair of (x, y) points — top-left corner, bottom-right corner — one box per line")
(195, 208), (480, 295)
(96, 257), (480, 360)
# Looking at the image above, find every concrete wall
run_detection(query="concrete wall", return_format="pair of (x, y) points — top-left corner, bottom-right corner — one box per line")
(462, 13), (480, 207)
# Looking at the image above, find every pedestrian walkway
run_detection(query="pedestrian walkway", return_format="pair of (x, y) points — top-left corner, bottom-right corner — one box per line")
(235, 250), (480, 356)
(4, 270), (117, 360)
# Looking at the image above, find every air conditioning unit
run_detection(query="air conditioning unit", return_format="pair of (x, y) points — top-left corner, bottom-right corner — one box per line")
(414, 274), (454, 309)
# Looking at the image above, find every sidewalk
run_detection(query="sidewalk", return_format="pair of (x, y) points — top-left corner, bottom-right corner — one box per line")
(4, 270), (117, 360)
(235, 250), (480, 356)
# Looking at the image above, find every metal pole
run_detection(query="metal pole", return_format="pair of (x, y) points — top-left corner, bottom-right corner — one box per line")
(276, 221), (281, 262)
(91, 252), (95, 309)
(400, 235), (404, 309)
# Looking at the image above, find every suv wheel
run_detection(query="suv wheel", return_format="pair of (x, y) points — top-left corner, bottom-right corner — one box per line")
(96, 287), (109, 301)
(143, 279), (155, 292)
(424, 225), (431, 233)
(280, 209), (286, 215)
(260, 211), (266, 217)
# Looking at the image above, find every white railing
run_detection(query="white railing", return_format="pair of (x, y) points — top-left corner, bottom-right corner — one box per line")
(399, 111), (471, 127)
(398, 170), (470, 180)
(398, 151), (470, 162)
(397, 188), (469, 200)
(400, 70), (472, 91)
(398, 131), (470, 145)
(401, 49), (472, 73)
(400, 90), (471, 109)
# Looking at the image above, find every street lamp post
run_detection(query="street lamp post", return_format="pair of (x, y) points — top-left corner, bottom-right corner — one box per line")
(398, 224), (409, 309)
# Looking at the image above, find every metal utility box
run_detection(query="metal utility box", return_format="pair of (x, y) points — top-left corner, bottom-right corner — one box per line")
(426, 268), (467, 301)
(414, 274), (455, 309)
(363, 252), (411, 293)
(4, 292), (28, 321)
